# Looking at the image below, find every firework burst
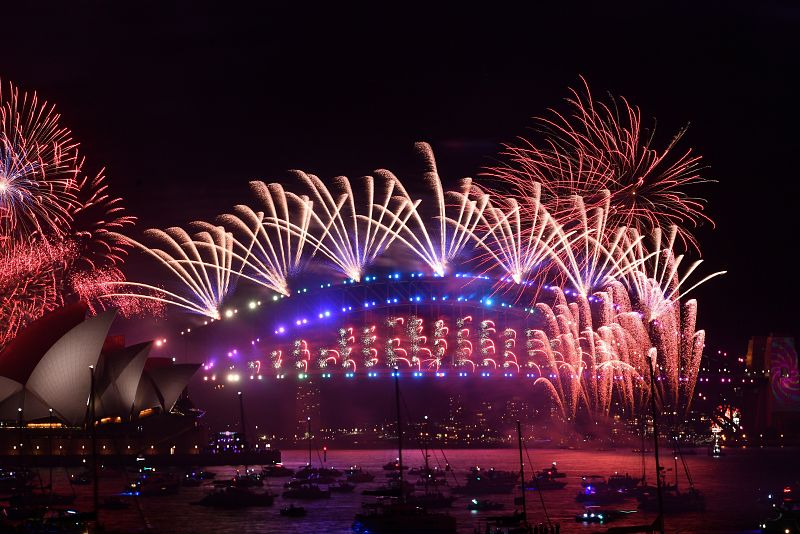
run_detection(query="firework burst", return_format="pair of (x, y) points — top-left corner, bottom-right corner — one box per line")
(484, 77), (712, 248)
(0, 81), (79, 239)
(218, 181), (317, 296)
(104, 226), (238, 320)
(372, 143), (485, 276)
(289, 171), (401, 281)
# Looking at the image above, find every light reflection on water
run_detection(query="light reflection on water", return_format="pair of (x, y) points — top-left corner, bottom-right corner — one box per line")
(43, 447), (796, 533)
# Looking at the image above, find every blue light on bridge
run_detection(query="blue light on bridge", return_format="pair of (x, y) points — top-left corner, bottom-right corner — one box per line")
(345, 372), (354, 378)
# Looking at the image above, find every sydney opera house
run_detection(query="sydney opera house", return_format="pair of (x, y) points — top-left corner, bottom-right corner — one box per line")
(0, 303), (268, 466)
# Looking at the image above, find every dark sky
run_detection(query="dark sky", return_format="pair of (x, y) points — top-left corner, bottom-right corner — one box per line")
(3, 2), (799, 353)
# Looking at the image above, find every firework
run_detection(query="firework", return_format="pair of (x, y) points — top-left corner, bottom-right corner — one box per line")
(617, 225), (726, 321)
(450, 182), (559, 288)
(0, 239), (74, 348)
(104, 226), (239, 320)
(290, 171), (402, 281)
(484, 77), (712, 248)
(218, 181), (316, 296)
(372, 144), (485, 276)
(68, 167), (135, 271)
(0, 81), (78, 239)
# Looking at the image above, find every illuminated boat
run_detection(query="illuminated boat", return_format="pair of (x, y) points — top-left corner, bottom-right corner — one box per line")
(535, 462), (566, 479)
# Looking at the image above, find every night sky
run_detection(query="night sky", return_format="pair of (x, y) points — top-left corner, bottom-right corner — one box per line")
(3, 3), (799, 353)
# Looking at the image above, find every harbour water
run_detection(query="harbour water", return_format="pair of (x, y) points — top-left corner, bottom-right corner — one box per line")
(36, 447), (799, 533)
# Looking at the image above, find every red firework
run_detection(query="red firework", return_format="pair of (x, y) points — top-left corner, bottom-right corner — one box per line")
(69, 166), (136, 270)
(71, 267), (165, 319)
(0, 240), (75, 347)
(483, 77), (712, 249)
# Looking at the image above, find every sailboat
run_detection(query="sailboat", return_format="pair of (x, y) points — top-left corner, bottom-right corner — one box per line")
(352, 369), (456, 534)
(637, 436), (704, 513)
(484, 421), (537, 534)
(405, 437), (455, 508)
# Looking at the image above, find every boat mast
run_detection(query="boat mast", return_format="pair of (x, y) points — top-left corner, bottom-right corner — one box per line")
(90, 365), (99, 523)
(394, 368), (404, 504)
(238, 391), (248, 471)
(647, 356), (665, 534)
(516, 420), (526, 522)
(238, 391), (247, 448)
(673, 438), (679, 491)
(640, 419), (647, 486)
(307, 416), (312, 467)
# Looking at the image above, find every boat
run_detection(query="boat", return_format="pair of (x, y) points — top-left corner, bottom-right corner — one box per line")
(68, 470), (92, 485)
(294, 465), (342, 480)
(362, 479), (414, 497)
(637, 433), (706, 513)
(183, 468), (214, 486)
(192, 486), (275, 508)
(0, 468), (36, 493)
(405, 491), (456, 509)
(353, 501), (456, 534)
(486, 421), (561, 533)
(580, 474), (606, 487)
(330, 481), (356, 493)
(536, 462), (566, 479)
(352, 370), (457, 533)
(607, 473), (640, 491)
(2, 504), (46, 522)
(526, 473), (567, 491)
(576, 483), (628, 504)
(213, 471), (263, 488)
(262, 463), (294, 477)
(575, 505), (638, 524)
(409, 465), (446, 478)
(414, 477), (448, 487)
(382, 459), (409, 471)
(759, 495), (800, 533)
(346, 466), (376, 483)
(467, 498), (505, 511)
(282, 482), (331, 499)
(451, 467), (519, 495)
(128, 472), (180, 496)
(637, 486), (705, 512)
(280, 504), (307, 517)
(18, 508), (89, 533)
(709, 436), (724, 457)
